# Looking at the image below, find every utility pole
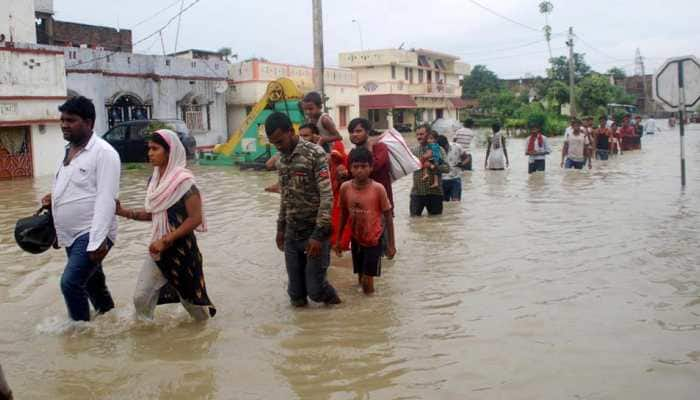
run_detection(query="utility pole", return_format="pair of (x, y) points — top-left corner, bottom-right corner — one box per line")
(566, 27), (576, 117)
(635, 48), (649, 113)
(312, 0), (326, 110)
(174, 0), (185, 53)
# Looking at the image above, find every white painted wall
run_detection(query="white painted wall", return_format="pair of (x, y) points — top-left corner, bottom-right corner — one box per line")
(30, 124), (63, 176)
(1, 0), (37, 43)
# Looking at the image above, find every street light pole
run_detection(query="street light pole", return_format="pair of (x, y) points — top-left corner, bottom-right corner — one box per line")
(566, 26), (576, 117)
(352, 19), (364, 51)
(312, 0), (326, 110)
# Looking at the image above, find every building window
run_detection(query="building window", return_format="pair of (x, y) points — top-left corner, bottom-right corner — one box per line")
(338, 106), (348, 127)
(391, 65), (396, 80)
(106, 95), (150, 128)
(368, 109), (380, 123)
(182, 100), (210, 132)
(418, 69), (424, 83)
(408, 68), (414, 84)
(404, 67), (409, 81)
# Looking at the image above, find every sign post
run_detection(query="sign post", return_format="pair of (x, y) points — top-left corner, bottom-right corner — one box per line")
(653, 56), (700, 187)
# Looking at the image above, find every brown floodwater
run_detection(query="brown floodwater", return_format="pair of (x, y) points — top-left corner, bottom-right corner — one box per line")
(1, 125), (699, 399)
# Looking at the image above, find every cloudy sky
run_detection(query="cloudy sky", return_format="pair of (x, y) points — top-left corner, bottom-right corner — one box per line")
(54, 0), (700, 78)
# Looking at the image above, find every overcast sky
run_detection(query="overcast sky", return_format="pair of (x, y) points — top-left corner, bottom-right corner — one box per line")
(53, 0), (700, 79)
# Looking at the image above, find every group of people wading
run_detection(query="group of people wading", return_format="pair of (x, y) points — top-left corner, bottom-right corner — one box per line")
(524, 113), (657, 174)
(35, 95), (662, 324)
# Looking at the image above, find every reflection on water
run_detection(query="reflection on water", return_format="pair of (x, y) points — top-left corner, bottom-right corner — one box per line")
(1, 127), (700, 399)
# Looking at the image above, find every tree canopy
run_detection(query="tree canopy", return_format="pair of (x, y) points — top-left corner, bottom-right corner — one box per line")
(461, 65), (501, 99)
(547, 53), (592, 83)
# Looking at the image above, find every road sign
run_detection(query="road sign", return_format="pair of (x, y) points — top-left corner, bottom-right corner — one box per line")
(652, 55), (700, 187)
(653, 56), (700, 112)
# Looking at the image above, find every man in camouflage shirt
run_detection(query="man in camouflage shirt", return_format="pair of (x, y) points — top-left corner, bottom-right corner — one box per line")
(265, 112), (341, 307)
(410, 124), (450, 216)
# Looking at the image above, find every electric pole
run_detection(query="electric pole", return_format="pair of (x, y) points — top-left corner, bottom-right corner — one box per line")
(312, 0), (326, 110)
(635, 48), (648, 113)
(566, 27), (576, 117)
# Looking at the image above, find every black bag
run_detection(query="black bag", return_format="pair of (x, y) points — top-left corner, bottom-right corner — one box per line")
(14, 207), (57, 254)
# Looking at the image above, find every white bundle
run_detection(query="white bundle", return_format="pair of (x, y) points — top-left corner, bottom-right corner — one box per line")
(377, 128), (421, 182)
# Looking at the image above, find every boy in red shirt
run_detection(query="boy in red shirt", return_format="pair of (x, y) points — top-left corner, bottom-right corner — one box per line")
(335, 147), (396, 294)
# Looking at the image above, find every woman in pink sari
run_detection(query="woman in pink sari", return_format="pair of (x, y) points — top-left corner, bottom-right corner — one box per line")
(116, 129), (215, 321)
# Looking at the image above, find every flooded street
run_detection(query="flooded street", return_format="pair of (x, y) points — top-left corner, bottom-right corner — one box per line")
(1, 126), (699, 399)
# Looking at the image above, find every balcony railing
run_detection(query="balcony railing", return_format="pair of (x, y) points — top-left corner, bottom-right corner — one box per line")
(359, 82), (459, 97)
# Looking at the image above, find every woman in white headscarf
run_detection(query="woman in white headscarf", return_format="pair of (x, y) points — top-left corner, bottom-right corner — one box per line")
(116, 129), (215, 321)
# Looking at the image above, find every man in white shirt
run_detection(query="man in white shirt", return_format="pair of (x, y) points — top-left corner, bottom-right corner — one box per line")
(452, 118), (474, 170)
(561, 118), (592, 170)
(644, 116), (659, 135)
(41, 97), (121, 321)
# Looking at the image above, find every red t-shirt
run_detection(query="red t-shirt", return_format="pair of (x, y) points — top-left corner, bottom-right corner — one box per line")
(619, 125), (637, 137)
(339, 180), (392, 247)
(368, 142), (394, 208)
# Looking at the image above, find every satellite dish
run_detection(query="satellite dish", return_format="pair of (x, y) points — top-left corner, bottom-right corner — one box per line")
(215, 81), (229, 94)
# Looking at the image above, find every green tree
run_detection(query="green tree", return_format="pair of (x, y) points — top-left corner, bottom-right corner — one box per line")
(545, 80), (570, 112)
(606, 67), (626, 80)
(548, 53), (592, 83)
(576, 73), (637, 116)
(461, 65), (502, 99)
(478, 89), (523, 119)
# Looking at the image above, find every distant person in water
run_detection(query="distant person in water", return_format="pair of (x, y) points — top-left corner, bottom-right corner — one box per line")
(335, 147), (396, 294)
(561, 118), (592, 170)
(525, 118), (551, 174)
(301, 91), (343, 151)
(484, 122), (509, 170)
(116, 129), (216, 321)
(595, 116), (611, 160)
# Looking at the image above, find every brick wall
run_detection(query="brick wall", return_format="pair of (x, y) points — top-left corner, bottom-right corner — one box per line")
(49, 20), (132, 53)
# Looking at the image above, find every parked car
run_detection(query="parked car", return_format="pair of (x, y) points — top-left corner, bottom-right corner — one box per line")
(394, 123), (413, 133)
(102, 119), (196, 162)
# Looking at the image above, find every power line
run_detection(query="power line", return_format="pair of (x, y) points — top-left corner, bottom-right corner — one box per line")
(454, 38), (549, 57)
(573, 33), (627, 62)
(65, 0), (203, 68)
(465, 0), (541, 32)
(131, 0), (185, 29)
(469, 46), (567, 63)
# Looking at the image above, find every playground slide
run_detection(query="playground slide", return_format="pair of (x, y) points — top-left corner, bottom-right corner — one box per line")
(200, 79), (305, 168)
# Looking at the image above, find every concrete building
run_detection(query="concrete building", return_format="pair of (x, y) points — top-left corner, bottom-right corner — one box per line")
(55, 46), (230, 146)
(34, 0), (132, 52)
(227, 59), (359, 136)
(338, 48), (471, 130)
(169, 49), (226, 61)
(0, 0), (66, 179)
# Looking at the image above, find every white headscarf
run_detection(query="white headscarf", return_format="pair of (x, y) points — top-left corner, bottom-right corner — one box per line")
(145, 129), (206, 243)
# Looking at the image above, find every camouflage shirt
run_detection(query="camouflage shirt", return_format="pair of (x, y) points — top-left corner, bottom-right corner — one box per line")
(411, 144), (450, 196)
(277, 139), (333, 241)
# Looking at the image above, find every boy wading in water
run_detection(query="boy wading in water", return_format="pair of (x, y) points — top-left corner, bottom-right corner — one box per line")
(266, 112), (341, 307)
(301, 91), (343, 151)
(335, 147), (396, 294)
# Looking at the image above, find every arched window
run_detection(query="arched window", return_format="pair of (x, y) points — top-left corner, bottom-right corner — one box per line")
(106, 94), (150, 127)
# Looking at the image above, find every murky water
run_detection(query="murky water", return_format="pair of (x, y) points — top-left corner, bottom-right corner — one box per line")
(1, 125), (700, 399)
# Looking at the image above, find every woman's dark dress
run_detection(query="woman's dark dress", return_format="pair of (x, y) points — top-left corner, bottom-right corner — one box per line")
(155, 186), (216, 317)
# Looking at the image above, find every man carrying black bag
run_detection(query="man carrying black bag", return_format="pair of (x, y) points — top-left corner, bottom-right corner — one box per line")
(41, 97), (121, 321)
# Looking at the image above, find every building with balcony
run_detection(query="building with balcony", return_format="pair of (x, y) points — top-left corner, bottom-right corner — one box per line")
(339, 48), (471, 130)
(227, 59), (359, 137)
